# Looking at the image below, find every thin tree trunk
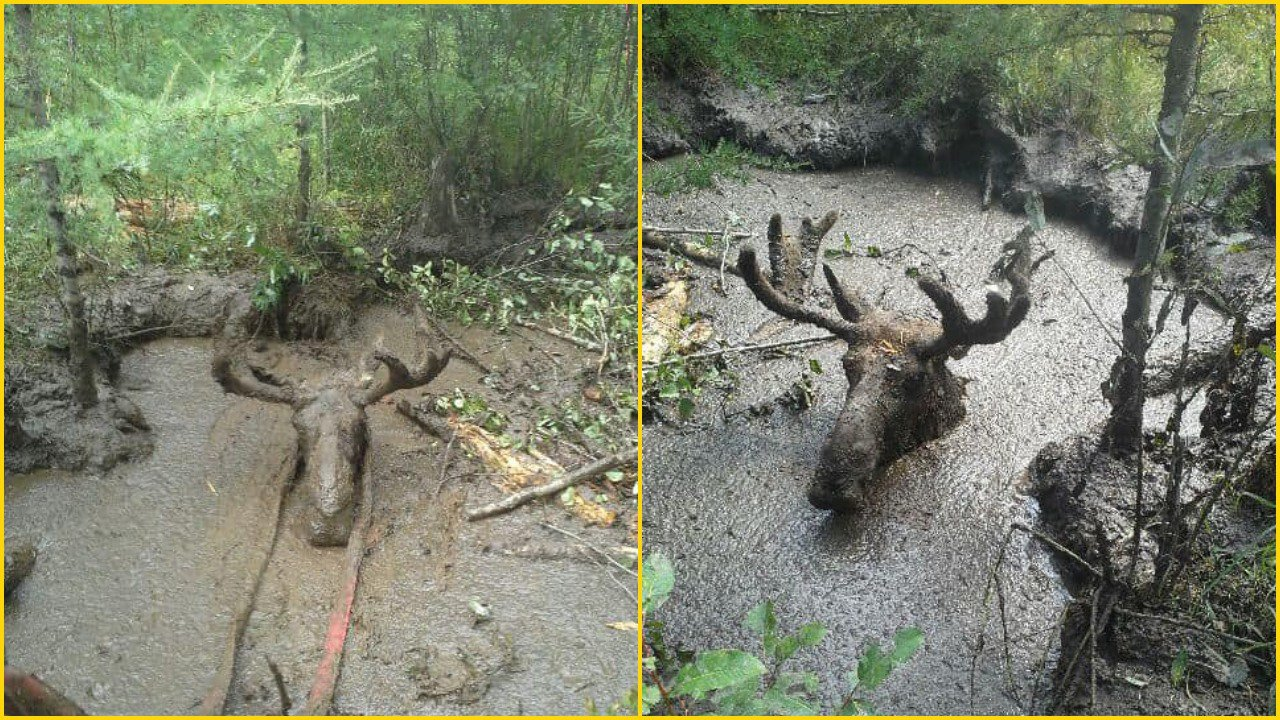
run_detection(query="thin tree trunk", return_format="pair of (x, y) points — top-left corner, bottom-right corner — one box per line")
(1104, 4), (1205, 454)
(294, 13), (312, 237)
(14, 4), (98, 408)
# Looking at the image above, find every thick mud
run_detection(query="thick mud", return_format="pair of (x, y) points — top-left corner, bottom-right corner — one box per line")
(4, 309), (635, 714)
(642, 165), (1232, 713)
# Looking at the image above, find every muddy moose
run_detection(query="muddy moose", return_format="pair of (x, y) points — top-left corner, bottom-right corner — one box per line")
(737, 211), (1039, 511)
(212, 339), (450, 545)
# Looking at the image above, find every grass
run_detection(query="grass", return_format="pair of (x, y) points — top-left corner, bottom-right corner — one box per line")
(644, 140), (803, 197)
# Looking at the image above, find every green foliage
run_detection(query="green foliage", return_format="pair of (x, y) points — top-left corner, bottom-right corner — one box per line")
(377, 187), (636, 374)
(643, 5), (845, 89)
(642, 552), (923, 715)
(434, 388), (508, 434)
(644, 355), (732, 422)
(3, 5), (634, 327)
(1221, 175), (1265, 231)
(645, 139), (801, 197)
(644, 5), (1274, 163)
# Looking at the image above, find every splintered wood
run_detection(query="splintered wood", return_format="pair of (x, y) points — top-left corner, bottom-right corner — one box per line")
(448, 418), (617, 526)
(641, 280), (714, 365)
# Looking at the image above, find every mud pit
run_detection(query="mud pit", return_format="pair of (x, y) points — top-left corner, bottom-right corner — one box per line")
(642, 166), (1232, 713)
(5, 308), (635, 714)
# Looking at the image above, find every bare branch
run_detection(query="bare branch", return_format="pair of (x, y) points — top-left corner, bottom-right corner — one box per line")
(465, 448), (638, 521)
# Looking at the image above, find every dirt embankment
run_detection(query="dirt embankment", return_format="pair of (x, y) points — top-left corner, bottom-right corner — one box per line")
(644, 73), (1275, 259)
(1029, 419), (1275, 715)
(3, 268), (374, 475)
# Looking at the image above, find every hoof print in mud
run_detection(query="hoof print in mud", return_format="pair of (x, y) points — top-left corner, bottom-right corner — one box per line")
(737, 212), (1042, 511)
(212, 335), (450, 547)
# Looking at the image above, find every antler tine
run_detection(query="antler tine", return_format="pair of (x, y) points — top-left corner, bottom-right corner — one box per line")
(737, 248), (861, 340)
(766, 213), (788, 289)
(212, 352), (303, 407)
(822, 263), (872, 323)
(357, 346), (452, 406)
(917, 225), (1036, 359)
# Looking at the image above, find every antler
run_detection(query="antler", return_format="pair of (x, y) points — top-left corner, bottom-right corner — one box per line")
(212, 352), (307, 407)
(916, 225), (1036, 359)
(737, 212), (871, 342)
(765, 211), (839, 300)
(356, 346), (451, 406)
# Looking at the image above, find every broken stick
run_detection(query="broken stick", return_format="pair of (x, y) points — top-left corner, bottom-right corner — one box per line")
(643, 231), (745, 277)
(513, 320), (602, 352)
(465, 448), (638, 521)
(645, 226), (752, 239)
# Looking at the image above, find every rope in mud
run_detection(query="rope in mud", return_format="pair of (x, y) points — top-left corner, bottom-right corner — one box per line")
(302, 468), (376, 715)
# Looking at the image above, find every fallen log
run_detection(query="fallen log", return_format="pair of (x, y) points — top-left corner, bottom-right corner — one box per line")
(465, 448), (638, 521)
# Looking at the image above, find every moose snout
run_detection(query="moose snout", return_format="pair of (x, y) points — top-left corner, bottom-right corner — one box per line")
(806, 467), (868, 512)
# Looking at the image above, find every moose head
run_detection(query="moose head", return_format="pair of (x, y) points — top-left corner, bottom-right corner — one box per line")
(737, 212), (1038, 512)
(212, 327), (450, 545)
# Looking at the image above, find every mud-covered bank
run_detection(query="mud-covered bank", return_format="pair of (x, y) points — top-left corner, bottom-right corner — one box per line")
(641, 165), (1241, 713)
(4, 308), (636, 714)
(644, 73), (1275, 258)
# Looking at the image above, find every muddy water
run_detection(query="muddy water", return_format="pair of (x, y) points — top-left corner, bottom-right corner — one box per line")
(642, 166), (1230, 713)
(3, 338), (295, 713)
(5, 310), (635, 714)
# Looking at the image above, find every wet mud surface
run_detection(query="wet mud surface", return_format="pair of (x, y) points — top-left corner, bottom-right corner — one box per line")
(5, 309), (635, 714)
(642, 166), (1232, 713)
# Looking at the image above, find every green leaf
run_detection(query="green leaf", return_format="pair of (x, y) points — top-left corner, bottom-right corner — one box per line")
(796, 621), (828, 649)
(890, 627), (924, 663)
(744, 600), (777, 640)
(1256, 342), (1275, 362)
(640, 684), (661, 714)
(775, 671), (820, 694)
(1171, 648), (1189, 686)
(670, 649), (766, 700)
(677, 397), (695, 419)
(856, 643), (893, 692)
(809, 358), (823, 375)
(845, 669), (860, 691)
(865, 245), (882, 258)
(641, 553), (675, 614)
(761, 686), (819, 715)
